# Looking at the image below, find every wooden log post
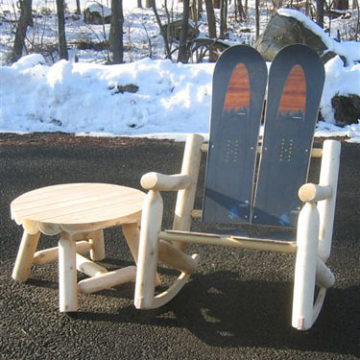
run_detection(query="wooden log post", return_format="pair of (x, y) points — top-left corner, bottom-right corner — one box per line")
(58, 235), (78, 312)
(172, 134), (204, 248)
(134, 190), (163, 309)
(12, 231), (40, 282)
(292, 202), (320, 330)
(317, 140), (341, 261)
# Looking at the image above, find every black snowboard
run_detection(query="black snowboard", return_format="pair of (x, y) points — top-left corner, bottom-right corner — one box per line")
(202, 45), (268, 224)
(253, 44), (325, 227)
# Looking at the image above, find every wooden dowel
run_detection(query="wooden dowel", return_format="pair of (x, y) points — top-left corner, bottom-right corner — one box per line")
(159, 231), (297, 253)
(76, 253), (108, 277)
(33, 240), (92, 264)
(78, 266), (136, 294)
(201, 143), (323, 158)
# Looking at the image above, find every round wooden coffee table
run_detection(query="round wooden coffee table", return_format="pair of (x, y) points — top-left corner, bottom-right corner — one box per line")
(11, 183), (145, 312)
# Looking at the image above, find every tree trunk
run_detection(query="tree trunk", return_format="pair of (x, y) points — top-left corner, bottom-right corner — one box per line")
(75, 0), (81, 14)
(220, 0), (227, 39)
(178, 0), (190, 63)
(204, 0), (217, 61)
(316, 0), (324, 28)
(255, 0), (260, 39)
(110, 0), (124, 64)
(204, 0), (216, 38)
(333, 0), (349, 9)
(11, 0), (33, 63)
(56, 0), (68, 60)
(213, 0), (220, 8)
(145, 0), (151, 8)
(137, 0), (142, 7)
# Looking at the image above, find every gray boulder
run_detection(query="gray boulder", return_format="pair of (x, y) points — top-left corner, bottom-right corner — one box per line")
(254, 13), (335, 63)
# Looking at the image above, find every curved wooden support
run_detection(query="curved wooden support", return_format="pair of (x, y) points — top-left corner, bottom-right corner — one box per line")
(141, 254), (200, 310)
(78, 266), (136, 294)
(312, 287), (327, 325)
(292, 202), (319, 330)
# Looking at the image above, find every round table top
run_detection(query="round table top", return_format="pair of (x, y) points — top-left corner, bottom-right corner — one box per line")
(11, 183), (145, 233)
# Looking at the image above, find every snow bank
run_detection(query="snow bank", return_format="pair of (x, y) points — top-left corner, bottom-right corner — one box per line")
(1, 52), (359, 142)
(0, 55), (214, 135)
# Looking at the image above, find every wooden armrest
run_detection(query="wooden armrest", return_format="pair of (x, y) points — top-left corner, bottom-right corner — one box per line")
(298, 183), (332, 202)
(141, 172), (191, 191)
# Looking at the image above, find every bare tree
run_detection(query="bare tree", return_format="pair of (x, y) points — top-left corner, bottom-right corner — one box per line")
(204, 0), (216, 38)
(110, 0), (124, 64)
(56, 0), (68, 60)
(178, 0), (190, 63)
(10, 0), (33, 63)
(204, 0), (217, 61)
(220, 0), (227, 39)
(151, 0), (172, 59)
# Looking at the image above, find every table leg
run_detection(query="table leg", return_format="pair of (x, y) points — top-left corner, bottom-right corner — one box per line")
(12, 231), (40, 282)
(89, 230), (105, 261)
(58, 235), (78, 312)
(122, 223), (140, 263)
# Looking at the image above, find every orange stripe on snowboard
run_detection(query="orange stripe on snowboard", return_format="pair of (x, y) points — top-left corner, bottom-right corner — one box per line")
(279, 65), (306, 114)
(223, 63), (250, 112)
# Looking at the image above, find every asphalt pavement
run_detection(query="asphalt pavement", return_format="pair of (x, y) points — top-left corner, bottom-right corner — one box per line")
(0, 133), (359, 360)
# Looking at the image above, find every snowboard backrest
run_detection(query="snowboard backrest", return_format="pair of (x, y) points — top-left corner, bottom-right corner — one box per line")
(202, 44), (325, 228)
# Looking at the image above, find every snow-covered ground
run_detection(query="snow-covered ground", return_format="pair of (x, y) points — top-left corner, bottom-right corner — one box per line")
(0, 2), (359, 141)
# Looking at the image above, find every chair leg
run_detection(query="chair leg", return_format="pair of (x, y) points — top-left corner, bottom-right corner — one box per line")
(292, 202), (319, 330)
(134, 191), (199, 310)
(12, 231), (40, 282)
(134, 191), (163, 309)
(58, 234), (78, 312)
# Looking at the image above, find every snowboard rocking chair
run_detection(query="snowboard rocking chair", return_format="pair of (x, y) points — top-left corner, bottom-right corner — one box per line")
(134, 45), (341, 331)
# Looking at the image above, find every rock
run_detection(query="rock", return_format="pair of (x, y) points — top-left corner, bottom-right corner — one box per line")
(332, 94), (360, 125)
(83, 2), (111, 25)
(254, 13), (332, 62)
